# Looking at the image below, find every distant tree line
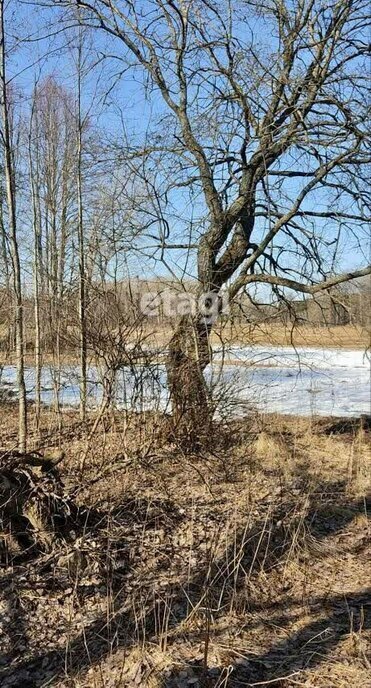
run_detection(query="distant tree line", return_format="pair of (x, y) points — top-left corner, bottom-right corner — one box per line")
(0, 277), (369, 359)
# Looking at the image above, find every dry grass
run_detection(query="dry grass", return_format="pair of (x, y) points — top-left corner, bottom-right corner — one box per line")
(0, 405), (370, 687)
(212, 322), (371, 349)
(136, 322), (370, 349)
(1, 323), (367, 366)
(138, 322), (370, 350)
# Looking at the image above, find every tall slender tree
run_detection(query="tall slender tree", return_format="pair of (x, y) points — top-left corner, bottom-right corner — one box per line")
(28, 82), (43, 431)
(0, 0), (27, 451)
(75, 19), (88, 422)
(30, 77), (77, 418)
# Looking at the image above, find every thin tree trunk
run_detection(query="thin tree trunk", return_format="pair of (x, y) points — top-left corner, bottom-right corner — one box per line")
(0, 190), (9, 287)
(0, 189), (12, 352)
(0, 1), (27, 451)
(76, 26), (87, 422)
(28, 93), (42, 431)
(33, 233), (42, 432)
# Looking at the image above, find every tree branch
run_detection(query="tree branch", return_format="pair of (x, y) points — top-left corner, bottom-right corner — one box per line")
(229, 266), (371, 300)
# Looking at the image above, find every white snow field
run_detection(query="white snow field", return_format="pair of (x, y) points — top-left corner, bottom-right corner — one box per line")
(0, 345), (369, 417)
(213, 344), (369, 369)
(210, 345), (371, 417)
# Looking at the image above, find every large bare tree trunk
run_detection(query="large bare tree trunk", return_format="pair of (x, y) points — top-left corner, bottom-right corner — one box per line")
(0, 1), (27, 451)
(167, 315), (212, 449)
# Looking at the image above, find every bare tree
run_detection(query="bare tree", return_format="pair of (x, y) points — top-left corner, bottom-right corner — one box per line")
(28, 80), (43, 431)
(75, 20), (88, 422)
(0, 0), (27, 451)
(0, 171), (13, 351)
(29, 77), (78, 419)
(51, 0), (370, 445)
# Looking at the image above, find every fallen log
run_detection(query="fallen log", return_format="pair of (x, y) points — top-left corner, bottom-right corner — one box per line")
(0, 449), (72, 561)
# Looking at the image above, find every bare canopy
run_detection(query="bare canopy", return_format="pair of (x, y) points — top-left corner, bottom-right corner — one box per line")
(50, 0), (370, 443)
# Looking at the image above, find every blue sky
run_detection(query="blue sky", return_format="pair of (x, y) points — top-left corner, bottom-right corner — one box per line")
(4, 0), (370, 294)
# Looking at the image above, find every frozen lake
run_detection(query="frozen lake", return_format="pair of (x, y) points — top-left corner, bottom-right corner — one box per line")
(0, 345), (369, 417)
(211, 345), (371, 416)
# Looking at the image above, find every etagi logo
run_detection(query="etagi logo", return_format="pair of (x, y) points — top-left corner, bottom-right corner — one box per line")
(140, 290), (229, 324)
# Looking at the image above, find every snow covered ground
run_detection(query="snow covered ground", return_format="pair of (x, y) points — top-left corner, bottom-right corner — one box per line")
(214, 344), (369, 369)
(211, 345), (371, 417)
(0, 345), (369, 417)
